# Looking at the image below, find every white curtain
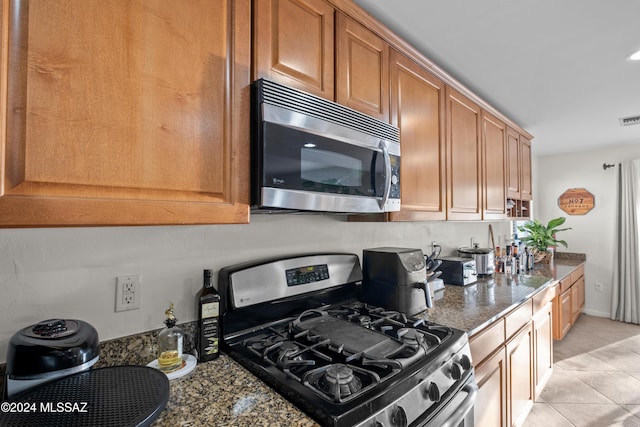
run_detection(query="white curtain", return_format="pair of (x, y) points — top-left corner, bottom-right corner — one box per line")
(611, 159), (640, 324)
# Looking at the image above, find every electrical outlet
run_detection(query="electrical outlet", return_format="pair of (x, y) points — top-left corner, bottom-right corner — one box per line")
(595, 282), (603, 292)
(115, 275), (141, 312)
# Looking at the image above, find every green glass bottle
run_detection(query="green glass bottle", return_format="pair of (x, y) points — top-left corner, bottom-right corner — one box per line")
(197, 269), (220, 362)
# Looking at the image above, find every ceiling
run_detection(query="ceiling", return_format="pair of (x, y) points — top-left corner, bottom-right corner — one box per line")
(353, 0), (640, 157)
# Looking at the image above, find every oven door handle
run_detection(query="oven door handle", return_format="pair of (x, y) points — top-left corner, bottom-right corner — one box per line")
(378, 139), (392, 210)
(440, 383), (478, 427)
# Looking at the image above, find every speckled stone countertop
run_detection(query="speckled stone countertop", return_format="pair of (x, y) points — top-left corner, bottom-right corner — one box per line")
(150, 355), (317, 427)
(416, 255), (585, 336)
(0, 255), (584, 426)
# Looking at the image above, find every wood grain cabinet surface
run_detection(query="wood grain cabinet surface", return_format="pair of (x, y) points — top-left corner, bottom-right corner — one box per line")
(482, 110), (508, 220)
(253, 0), (335, 100)
(533, 301), (554, 401)
(553, 264), (585, 340)
(445, 86), (482, 220)
(474, 346), (508, 427)
(506, 127), (532, 218)
(507, 322), (534, 427)
(471, 285), (555, 427)
(336, 12), (389, 122)
(388, 50), (446, 221)
(0, 0), (250, 226)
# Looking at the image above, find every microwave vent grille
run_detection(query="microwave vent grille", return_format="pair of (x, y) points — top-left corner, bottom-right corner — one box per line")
(256, 79), (399, 143)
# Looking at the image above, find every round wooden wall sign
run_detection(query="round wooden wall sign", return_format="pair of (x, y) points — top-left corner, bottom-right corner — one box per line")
(558, 188), (594, 215)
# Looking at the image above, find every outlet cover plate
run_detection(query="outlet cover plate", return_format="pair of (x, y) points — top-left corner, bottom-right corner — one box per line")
(115, 275), (141, 312)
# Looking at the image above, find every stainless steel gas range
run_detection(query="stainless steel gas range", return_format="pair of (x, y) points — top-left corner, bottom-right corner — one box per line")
(218, 253), (477, 427)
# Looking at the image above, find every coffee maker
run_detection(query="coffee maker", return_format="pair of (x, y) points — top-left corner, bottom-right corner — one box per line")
(360, 247), (434, 315)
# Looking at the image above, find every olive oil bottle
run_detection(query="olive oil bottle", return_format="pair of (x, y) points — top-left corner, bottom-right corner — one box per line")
(197, 269), (220, 362)
(158, 302), (184, 372)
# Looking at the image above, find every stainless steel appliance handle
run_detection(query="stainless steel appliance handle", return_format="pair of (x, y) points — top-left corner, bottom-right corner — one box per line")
(424, 281), (433, 309)
(378, 139), (392, 210)
(440, 383), (479, 427)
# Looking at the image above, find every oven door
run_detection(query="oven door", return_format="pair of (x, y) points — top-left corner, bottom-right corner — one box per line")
(423, 381), (478, 427)
(254, 103), (400, 213)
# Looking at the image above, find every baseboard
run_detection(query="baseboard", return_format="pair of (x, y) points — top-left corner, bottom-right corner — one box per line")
(582, 309), (610, 318)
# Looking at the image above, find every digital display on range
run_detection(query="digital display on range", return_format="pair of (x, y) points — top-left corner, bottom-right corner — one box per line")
(285, 264), (330, 286)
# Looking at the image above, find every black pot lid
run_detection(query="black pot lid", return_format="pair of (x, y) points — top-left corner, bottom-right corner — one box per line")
(458, 245), (494, 254)
(0, 366), (170, 427)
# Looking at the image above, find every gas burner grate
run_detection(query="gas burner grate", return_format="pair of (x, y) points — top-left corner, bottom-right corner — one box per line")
(303, 363), (381, 403)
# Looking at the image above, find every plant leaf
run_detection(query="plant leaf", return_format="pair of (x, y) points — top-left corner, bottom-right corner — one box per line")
(547, 217), (566, 229)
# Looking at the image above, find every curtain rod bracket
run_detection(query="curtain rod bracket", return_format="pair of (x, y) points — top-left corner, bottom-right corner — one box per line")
(603, 163), (616, 170)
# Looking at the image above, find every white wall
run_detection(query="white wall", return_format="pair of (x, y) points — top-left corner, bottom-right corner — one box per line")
(0, 216), (511, 363)
(534, 142), (640, 318)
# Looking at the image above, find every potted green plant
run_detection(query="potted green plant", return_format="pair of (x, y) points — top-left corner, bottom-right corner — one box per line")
(517, 217), (571, 263)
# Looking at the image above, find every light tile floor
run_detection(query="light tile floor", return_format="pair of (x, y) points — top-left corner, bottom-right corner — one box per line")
(523, 314), (640, 427)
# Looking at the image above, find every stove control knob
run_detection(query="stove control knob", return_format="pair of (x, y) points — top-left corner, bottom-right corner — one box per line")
(425, 381), (441, 402)
(391, 406), (408, 427)
(450, 362), (463, 380)
(460, 354), (472, 371)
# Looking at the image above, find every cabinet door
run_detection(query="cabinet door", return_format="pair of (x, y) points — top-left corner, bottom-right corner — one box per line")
(474, 347), (508, 427)
(519, 136), (533, 201)
(482, 110), (507, 220)
(336, 13), (389, 122)
(0, 0), (250, 226)
(507, 322), (534, 427)
(506, 127), (521, 199)
(533, 301), (554, 400)
(446, 86), (482, 220)
(254, 0), (334, 100)
(388, 50), (446, 221)
(577, 276), (585, 311)
(571, 283), (580, 324)
(557, 290), (573, 340)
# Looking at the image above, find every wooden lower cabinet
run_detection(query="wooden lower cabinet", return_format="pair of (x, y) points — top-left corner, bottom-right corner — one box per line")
(472, 290), (554, 427)
(557, 290), (572, 339)
(507, 323), (534, 427)
(553, 265), (585, 340)
(533, 301), (554, 401)
(474, 347), (508, 427)
(572, 276), (585, 323)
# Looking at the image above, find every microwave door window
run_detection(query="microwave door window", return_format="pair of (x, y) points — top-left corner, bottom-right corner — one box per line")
(262, 123), (385, 197)
(301, 148), (363, 193)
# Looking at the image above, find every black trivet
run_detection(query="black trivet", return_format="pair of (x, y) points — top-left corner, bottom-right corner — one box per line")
(0, 366), (170, 427)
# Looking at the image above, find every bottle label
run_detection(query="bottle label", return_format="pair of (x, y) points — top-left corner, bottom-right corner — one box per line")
(202, 301), (219, 319)
(201, 318), (219, 356)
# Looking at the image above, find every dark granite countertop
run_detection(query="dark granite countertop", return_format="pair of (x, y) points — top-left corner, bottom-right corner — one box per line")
(150, 355), (317, 427)
(416, 257), (584, 336)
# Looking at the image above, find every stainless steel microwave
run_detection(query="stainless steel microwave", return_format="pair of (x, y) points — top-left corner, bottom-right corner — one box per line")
(251, 79), (401, 213)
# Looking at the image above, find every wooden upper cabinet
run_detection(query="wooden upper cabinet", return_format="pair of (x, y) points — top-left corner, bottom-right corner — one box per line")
(519, 136), (532, 201)
(507, 128), (533, 202)
(253, 0), (335, 100)
(507, 127), (521, 199)
(0, 0), (250, 226)
(446, 86), (482, 220)
(388, 50), (446, 221)
(336, 12), (389, 122)
(482, 110), (507, 220)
